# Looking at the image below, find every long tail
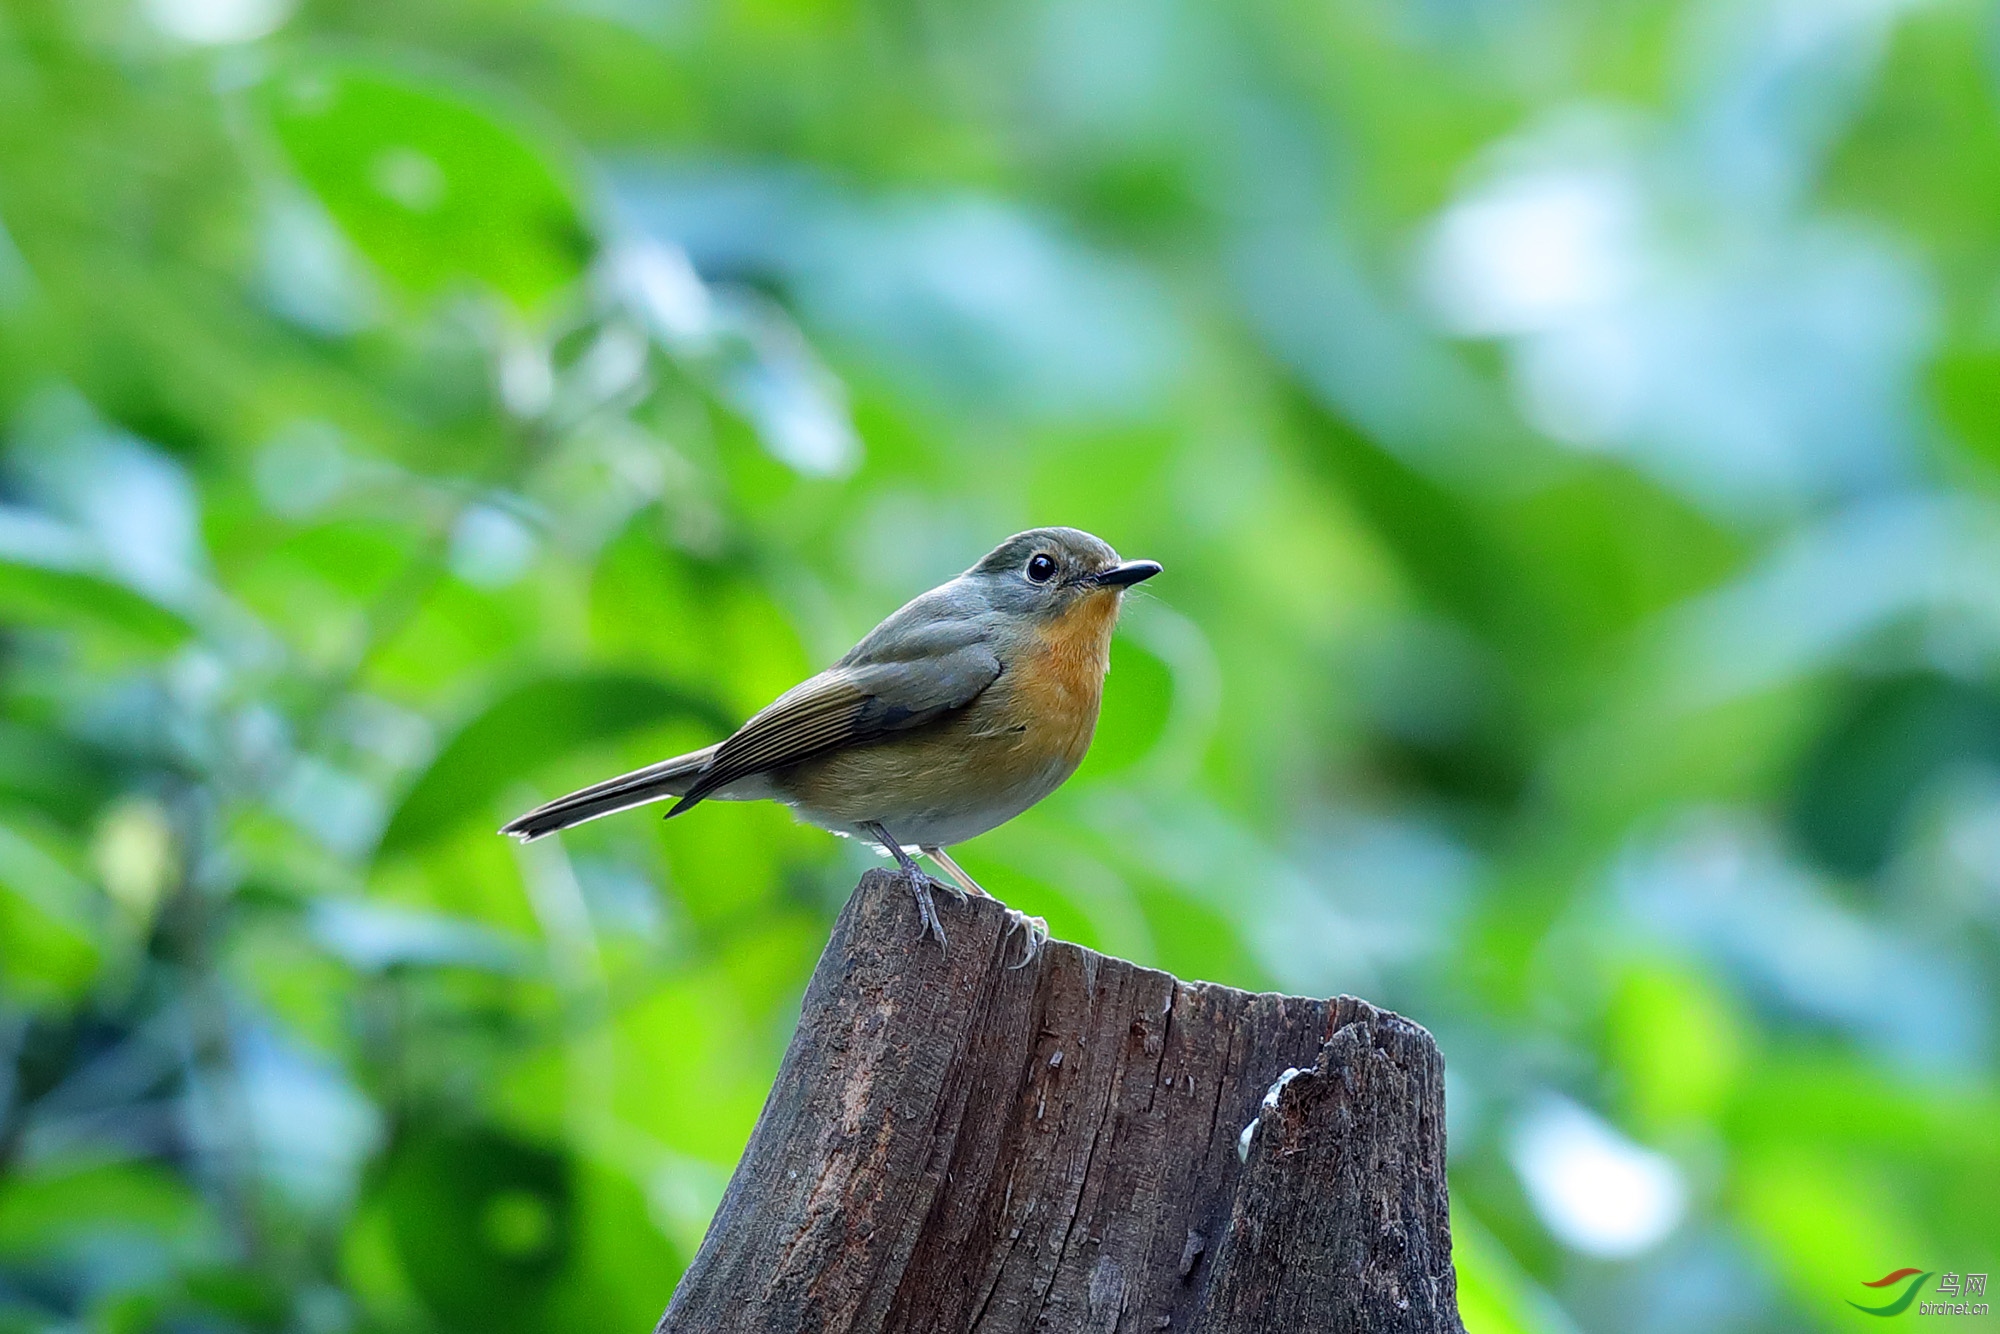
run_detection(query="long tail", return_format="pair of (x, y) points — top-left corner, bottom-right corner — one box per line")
(500, 744), (720, 841)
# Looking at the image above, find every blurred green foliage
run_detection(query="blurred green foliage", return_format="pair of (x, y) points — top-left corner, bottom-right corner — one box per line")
(1, 0), (1998, 1331)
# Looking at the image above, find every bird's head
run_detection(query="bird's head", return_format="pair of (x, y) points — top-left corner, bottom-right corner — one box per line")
(964, 527), (1160, 625)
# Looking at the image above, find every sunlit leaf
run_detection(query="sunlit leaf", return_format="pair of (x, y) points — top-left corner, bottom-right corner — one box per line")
(540, 1161), (683, 1333)
(0, 882), (98, 1004)
(1736, 1146), (1935, 1323)
(1606, 960), (1746, 1133)
(265, 59), (593, 312)
(0, 823), (101, 1003)
(1448, 1205), (1574, 1334)
(0, 509), (192, 646)
(612, 967), (772, 1162)
(0, 561), (192, 645)
(0, 1160), (207, 1263)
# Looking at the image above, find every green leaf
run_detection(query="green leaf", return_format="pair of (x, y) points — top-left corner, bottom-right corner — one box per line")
(264, 59), (593, 312)
(377, 673), (728, 857)
(1449, 1205), (1573, 1334)
(0, 822), (101, 1004)
(541, 1161), (684, 1334)
(0, 1159), (206, 1262)
(374, 1127), (573, 1333)
(1788, 673), (2000, 880)
(0, 510), (192, 646)
(1933, 348), (2000, 468)
(1073, 635), (1171, 777)
(0, 719), (115, 828)
(0, 563), (192, 646)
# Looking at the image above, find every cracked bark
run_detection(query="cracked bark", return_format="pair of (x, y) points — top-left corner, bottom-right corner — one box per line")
(655, 870), (1466, 1334)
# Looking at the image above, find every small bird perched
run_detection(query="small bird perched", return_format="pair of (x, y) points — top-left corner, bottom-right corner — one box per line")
(502, 527), (1160, 957)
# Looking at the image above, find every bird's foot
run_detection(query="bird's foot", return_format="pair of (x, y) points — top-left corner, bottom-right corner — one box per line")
(921, 846), (990, 901)
(928, 872), (970, 904)
(1002, 909), (1050, 970)
(863, 822), (953, 954)
(898, 862), (949, 953)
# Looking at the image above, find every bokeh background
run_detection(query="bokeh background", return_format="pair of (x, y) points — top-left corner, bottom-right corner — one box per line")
(2, 0), (1998, 1329)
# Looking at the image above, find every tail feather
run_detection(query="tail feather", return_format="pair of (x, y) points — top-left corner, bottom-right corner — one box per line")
(501, 744), (719, 841)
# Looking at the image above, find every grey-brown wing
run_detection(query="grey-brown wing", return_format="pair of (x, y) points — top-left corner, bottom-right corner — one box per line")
(671, 634), (1000, 813)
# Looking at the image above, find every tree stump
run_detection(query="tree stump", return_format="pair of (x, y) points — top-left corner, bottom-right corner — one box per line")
(657, 870), (1465, 1334)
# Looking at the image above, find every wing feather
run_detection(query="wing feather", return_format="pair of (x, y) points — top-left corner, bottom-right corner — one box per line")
(671, 627), (999, 813)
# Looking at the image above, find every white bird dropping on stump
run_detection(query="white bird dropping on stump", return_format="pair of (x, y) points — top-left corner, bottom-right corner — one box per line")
(1237, 1066), (1305, 1162)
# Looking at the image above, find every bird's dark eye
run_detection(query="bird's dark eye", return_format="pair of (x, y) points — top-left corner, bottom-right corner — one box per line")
(1025, 553), (1059, 584)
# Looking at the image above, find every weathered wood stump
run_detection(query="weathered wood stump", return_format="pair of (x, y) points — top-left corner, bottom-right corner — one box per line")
(657, 871), (1464, 1333)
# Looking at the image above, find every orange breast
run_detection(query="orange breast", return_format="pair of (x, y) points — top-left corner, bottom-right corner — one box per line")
(1012, 588), (1120, 766)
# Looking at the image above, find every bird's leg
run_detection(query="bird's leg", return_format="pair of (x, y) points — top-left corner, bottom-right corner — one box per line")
(925, 845), (1048, 970)
(920, 846), (988, 900)
(863, 821), (947, 951)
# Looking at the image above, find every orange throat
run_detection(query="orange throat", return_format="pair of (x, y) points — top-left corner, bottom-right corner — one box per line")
(1018, 589), (1121, 759)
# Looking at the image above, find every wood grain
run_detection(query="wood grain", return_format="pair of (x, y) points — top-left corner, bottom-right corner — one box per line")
(656, 870), (1465, 1334)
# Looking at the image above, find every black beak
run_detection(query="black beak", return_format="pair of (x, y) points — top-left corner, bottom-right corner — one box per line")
(1093, 559), (1162, 589)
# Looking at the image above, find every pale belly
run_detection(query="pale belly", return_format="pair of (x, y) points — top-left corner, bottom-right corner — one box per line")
(758, 679), (1098, 847)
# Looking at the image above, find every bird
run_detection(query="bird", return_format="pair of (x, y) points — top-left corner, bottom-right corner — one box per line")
(501, 527), (1160, 960)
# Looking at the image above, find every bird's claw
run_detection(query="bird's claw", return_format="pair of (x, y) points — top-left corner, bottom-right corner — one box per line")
(881, 851), (1035, 965)
(1002, 910), (1049, 969)
(899, 863), (950, 953)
